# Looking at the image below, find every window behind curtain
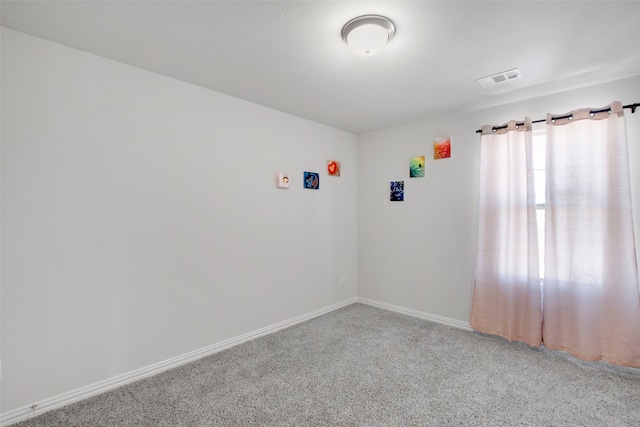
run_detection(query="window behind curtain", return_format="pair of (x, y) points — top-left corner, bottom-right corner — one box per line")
(532, 129), (545, 280)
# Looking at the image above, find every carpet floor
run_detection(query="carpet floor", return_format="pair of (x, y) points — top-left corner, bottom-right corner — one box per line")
(12, 303), (640, 426)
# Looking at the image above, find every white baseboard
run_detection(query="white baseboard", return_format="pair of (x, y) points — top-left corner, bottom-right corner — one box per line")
(0, 297), (358, 427)
(1, 296), (466, 426)
(357, 297), (472, 331)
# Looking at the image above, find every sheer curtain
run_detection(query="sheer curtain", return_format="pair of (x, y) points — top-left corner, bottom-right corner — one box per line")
(543, 101), (640, 367)
(471, 119), (542, 347)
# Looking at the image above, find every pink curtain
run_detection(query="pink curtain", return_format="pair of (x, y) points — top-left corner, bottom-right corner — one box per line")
(543, 101), (640, 367)
(471, 119), (542, 347)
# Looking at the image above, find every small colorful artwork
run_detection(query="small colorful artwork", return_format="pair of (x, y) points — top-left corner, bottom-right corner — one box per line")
(434, 136), (451, 159)
(327, 160), (341, 176)
(410, 156), (425, 178)
(276, 172), (290, 188)
(303, 171), (320, 190)
(390, 181), (404, 201)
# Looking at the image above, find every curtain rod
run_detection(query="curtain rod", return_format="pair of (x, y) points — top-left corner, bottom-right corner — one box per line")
(474, 102), (640, 134)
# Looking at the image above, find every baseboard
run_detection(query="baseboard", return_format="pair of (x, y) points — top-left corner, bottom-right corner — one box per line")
(357, 297), (472, 331)
(0, 297), (358, 427)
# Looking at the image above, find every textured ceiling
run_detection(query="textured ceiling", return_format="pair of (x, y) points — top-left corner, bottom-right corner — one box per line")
(2, 1), (640, 134)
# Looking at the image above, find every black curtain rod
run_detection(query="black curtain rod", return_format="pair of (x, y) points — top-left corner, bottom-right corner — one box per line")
(474, 102), (640, 134)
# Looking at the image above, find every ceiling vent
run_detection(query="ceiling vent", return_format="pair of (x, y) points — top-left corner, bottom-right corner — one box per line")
(476, 68), (521, 88)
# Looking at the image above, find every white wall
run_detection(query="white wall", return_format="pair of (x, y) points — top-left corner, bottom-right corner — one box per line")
(357, 74), (640, 323)
(0, 28), (357, 413)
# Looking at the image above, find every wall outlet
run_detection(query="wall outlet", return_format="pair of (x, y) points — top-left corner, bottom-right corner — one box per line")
(339, 276), (345, 287)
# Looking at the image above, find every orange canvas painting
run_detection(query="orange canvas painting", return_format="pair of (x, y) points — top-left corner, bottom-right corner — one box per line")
(434, 136), (451, 159)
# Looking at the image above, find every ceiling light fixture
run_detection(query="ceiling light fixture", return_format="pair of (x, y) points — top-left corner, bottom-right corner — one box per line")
(341, 15), (395, 56)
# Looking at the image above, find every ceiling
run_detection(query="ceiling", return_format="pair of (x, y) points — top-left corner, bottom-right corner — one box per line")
(2, 1), (640, 135)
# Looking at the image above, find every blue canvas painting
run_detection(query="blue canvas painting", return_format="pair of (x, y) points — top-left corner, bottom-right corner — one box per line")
(304, 171), (320, 190)
(390, 181), (404, 201)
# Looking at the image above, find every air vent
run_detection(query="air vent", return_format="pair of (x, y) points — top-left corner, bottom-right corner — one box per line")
(476, 68), (521, 88)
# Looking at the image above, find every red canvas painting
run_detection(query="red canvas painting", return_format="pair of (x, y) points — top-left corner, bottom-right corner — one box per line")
(327, 160), (341, 176)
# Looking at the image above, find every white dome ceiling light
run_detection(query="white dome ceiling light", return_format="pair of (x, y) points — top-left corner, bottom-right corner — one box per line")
(341, 15), (396, 56)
